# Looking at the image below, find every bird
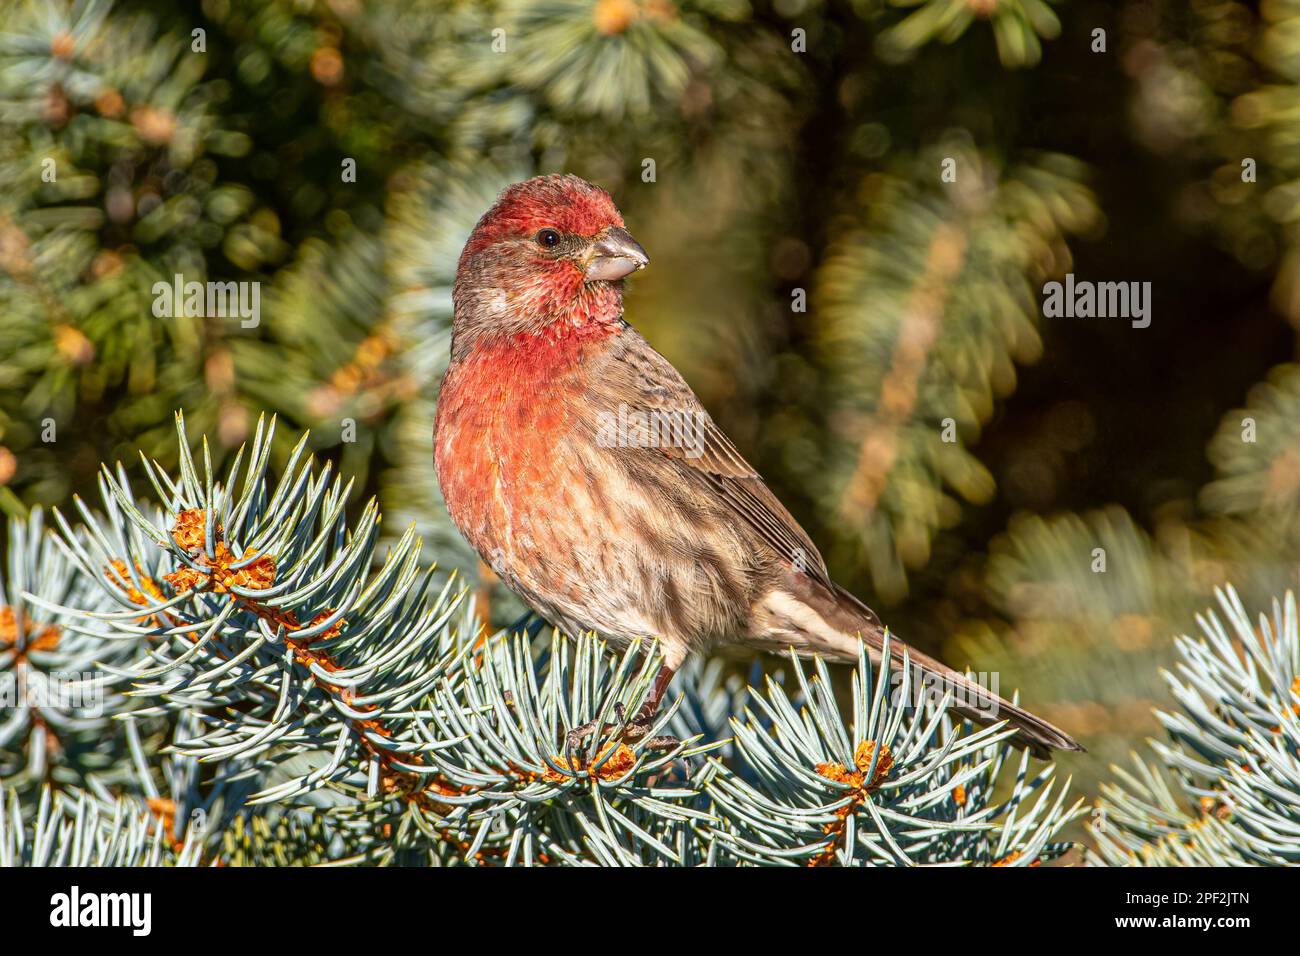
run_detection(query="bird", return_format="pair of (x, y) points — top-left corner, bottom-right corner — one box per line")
(434, 173), (1082, 758)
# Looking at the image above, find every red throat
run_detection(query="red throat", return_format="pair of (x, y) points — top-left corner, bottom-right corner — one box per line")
(455, 308), (621, 387)
(436, 304), (624, 466)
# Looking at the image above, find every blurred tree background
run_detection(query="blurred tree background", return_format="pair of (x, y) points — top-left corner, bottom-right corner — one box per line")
(2, 0), (1300, 815)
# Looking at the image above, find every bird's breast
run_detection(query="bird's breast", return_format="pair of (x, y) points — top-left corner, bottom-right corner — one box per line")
(434, 330), (615, 564)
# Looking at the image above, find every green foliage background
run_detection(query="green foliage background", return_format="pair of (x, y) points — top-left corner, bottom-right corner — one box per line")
(2, 0), (1300, 863)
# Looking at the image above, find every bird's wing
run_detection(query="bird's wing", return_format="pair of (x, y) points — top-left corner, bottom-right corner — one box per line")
(588, 329), (839, 593)
(582, 331), (1078, 755)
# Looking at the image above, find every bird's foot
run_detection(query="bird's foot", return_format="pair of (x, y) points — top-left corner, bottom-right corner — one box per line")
(563, 717), (621, 763)
(562, 703), (680, 768)
(613, 702), (679, 752)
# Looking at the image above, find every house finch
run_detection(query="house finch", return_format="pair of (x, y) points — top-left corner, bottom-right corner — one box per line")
(434, 174), (1082, 757)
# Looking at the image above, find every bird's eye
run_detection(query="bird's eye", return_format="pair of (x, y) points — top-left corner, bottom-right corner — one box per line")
(535, 229), (561, 248)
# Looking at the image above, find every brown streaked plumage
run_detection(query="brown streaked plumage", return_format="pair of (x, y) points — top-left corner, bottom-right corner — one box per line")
(434, 174), (1083, 757)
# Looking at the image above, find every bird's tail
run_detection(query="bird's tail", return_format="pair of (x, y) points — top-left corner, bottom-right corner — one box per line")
(774, 577), (1083, 757)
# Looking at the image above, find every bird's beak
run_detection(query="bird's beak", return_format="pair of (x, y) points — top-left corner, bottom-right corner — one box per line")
(584, 227), (649, 282)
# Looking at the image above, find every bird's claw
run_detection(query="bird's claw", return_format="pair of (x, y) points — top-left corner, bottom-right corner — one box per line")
(561, 704), (681, 769)
(618, 711), (673, 747)
(563, 717), (609, 766)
